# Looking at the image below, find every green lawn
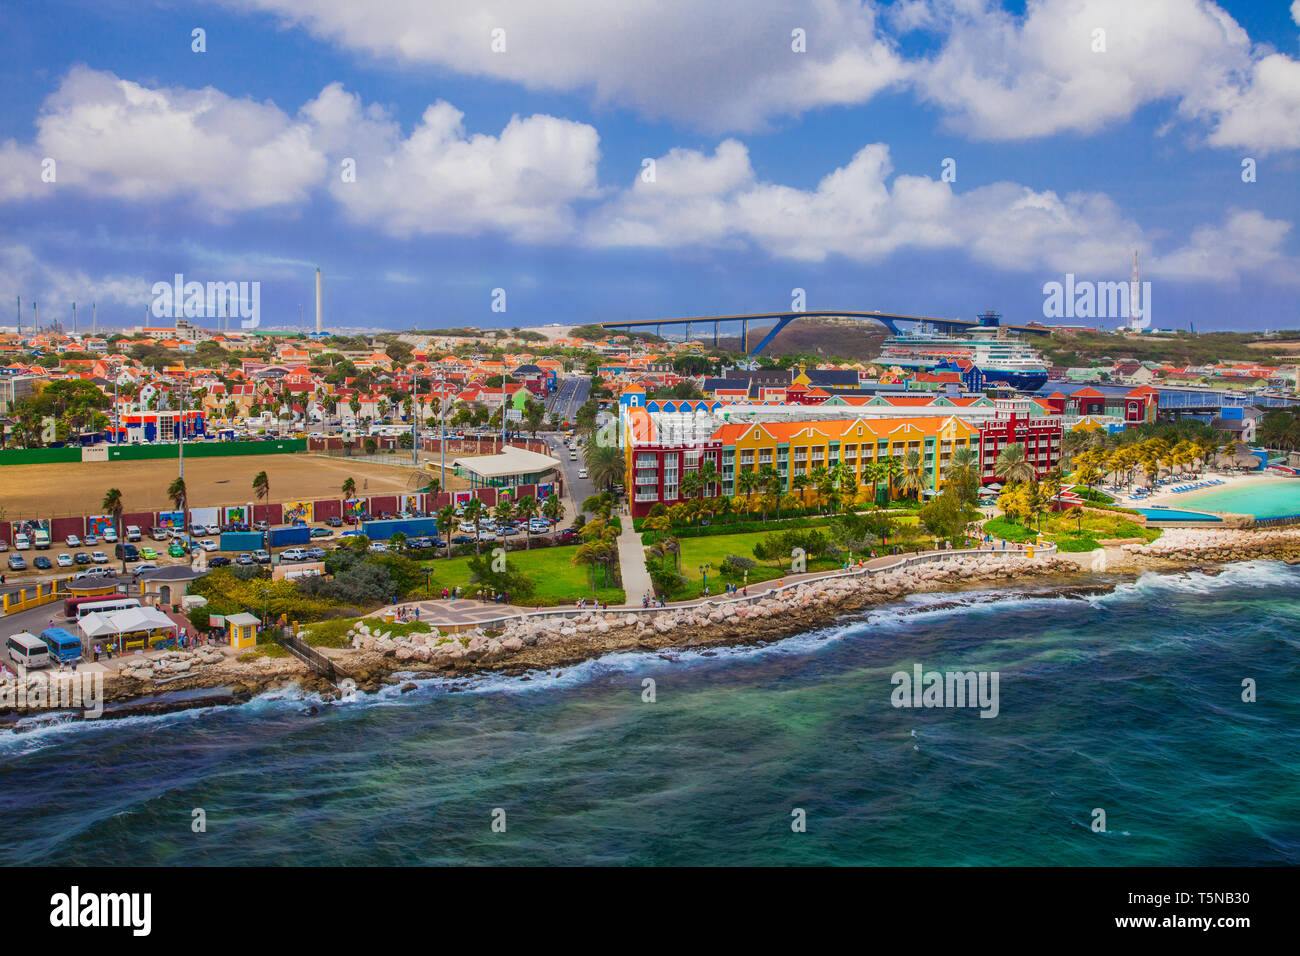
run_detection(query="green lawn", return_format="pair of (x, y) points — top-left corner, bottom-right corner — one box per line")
(986, 510), (1161, 551)
(648, 529), (867, 600)
(416, 545), (625, 607)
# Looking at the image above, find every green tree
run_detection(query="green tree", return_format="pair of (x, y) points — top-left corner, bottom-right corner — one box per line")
(995, 443), (1036, 485)
(103, 488), (126, 574)
(435, 504), (457, 560)
(515, 494), (538, 549)
(167, 476), (189, 538)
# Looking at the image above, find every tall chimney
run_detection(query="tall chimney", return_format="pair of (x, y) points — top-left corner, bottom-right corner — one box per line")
(315, 267), (323, 334)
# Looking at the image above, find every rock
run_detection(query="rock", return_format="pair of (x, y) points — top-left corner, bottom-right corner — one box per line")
(400, 682), (417, 694)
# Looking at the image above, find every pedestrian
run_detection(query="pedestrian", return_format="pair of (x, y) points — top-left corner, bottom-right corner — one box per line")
(93, 643), (101, 662)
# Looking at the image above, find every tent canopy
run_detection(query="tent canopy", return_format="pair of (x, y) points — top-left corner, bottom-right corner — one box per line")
(79, 606), (179, 639)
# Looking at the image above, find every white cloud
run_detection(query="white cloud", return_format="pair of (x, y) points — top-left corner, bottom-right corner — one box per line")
(1148, 209), (1297, 284)
(0, 71), (604, 240)
(0, 243), (150, 316)
(305, 84), (601, 241)
(221, 0), (911, 131)
(2, 66), (326, 213)
(587, 140), (1296, 283)
(913, 0), (1300, 153)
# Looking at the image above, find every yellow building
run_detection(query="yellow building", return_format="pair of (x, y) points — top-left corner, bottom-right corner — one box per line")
(714, 415), (979, 504)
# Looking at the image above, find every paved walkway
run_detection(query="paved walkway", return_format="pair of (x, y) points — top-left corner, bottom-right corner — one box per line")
(615, 520), (654, 608)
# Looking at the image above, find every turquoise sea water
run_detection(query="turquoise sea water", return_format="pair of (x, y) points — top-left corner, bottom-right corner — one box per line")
(1179, 478), (1300, 518)
(0, 562), (1297, 866)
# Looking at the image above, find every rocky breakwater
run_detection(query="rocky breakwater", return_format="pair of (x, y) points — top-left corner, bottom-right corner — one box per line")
(104, 647), (318, 705)
(342, 552), (1081, 680)
(1122, 527), (1300, 566)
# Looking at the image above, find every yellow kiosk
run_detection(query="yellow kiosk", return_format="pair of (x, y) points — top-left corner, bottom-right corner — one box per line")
(223, 613), (261, 650)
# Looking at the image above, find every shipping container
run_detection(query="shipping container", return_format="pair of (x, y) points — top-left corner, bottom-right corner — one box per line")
(219, 531), (266, 552)
(268, 525), (311, 547)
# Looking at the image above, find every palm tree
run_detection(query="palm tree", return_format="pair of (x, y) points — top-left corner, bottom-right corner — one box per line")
(584, 442), (624, 493)
(341, 477), (356, 500)
(948, 445), (979, 482)
(695, 459), (720, 504)
(103, 488), (125, 574)
(808, 465), (828, 511)
(861, 460), (886, 505)
(736, 467), (760, 513)
(167, 476), (189, 539)
(436, 504), (456, 560)
(252, 470), (269, 525)
(995, 443), (1036, 485)
(791, 472), (810, 509)
(757, 464), (782, 521)
(899, 449), (927, 502)
(463, 497), (484, 555)
(494, 496), (514, 534)
(515, 494), (538, 549)
(541, 492), (564, 531)
(880, 455), (904, 501)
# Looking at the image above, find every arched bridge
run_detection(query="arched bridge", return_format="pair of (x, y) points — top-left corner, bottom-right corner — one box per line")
(599, 310), (1051, 355)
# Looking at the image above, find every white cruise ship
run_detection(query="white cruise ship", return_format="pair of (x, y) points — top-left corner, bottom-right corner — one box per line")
(877, 312), (1049, 391)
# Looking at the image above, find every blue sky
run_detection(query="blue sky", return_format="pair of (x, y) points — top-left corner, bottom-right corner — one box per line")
(2, 0), (1298, 334)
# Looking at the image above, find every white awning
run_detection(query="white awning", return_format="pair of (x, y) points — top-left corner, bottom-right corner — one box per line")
(78, 607), (179, 639)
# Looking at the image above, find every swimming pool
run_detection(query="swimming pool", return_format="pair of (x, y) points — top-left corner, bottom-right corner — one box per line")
(1138, 508), (1222, 522)
(1176, 479), (1300, 519)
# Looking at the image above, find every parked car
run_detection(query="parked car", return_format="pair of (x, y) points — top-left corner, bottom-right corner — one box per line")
(125, 525), (142, 542)
(74, 567), (112, 580)
(14, 534), (31, 550)
(56, 553), (73, 567)
(64, 534), (82, 547)
(557, 528), (579, 542)
(102, 529), (118, 543)
(167, 541), (187, 558)
(131, 563), (160, 577)
(208, 556), (232, 567)
(73, 551), (91, 565)
(198, 539), (218, 552)
(114, 543), (140, 561)
(0, 539), (8, 552)
(325, 516), (343, 527)
(451, 534), (474, 545)
(140, 547), (159, 560)
(90, 551), (109, 564)
(33, 556), (52, 570)
(310, 527), (332, 538)
(7, 554), (26, 571)
(280, 548), (309, 562)
(253, 549), (271, 565)
(367, 542), (389, 553)
(83, 534), (99, 546)
(235, 553), (254, 566)
(253, 521), (269, 532)
(150, 527), (169, 541)
(306, 547), (327, 561)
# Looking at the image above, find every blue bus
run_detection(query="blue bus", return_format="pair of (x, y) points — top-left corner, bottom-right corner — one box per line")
(39, 627), (83, 664)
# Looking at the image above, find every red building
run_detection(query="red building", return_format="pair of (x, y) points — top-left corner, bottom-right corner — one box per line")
(977, 399), (1063, 484)
(625, 408), (722, 517)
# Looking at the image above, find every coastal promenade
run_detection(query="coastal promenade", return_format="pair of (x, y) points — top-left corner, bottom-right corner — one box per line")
(372, 538), (1053, 632)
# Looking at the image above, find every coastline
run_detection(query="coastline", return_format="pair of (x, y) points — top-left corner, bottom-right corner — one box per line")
(6, 526), (1300, 728)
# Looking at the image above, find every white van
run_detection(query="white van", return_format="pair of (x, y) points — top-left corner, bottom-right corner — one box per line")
(125, 525), (142, 542)
(7, 632), (50, 670)
(13, 533), (30, 551)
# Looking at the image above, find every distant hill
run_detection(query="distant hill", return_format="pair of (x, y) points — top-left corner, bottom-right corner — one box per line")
(714, 317), (888, 362)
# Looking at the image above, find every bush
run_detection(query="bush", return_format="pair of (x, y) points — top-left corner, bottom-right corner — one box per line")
(719, 554), (757, 576)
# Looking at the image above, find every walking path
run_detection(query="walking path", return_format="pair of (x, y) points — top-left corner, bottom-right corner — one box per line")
(615, 520), (654, 608)
(370, 536), (1048, 630)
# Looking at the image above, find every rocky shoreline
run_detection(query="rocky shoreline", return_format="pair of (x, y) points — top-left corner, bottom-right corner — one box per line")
(6, 527), (1300, 728)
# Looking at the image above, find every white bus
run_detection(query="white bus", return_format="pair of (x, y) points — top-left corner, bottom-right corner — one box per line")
(7, 632), (50, 669)
(73, 597), (141, 620)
